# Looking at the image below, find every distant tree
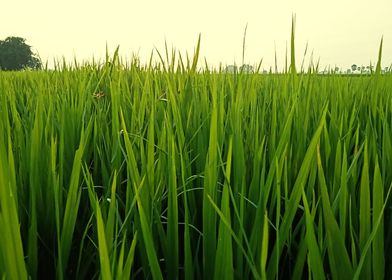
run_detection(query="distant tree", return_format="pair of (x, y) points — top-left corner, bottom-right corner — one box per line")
(225, 65), (237, 73)
(351, 64), (357, 72)
(239, 64), (253, 73)
(334, 66), (340, 73)
(0, 37), (41, 70)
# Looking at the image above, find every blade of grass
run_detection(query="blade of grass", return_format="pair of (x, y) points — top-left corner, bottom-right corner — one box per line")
(372, 159), (384, 280)
(214, 136), (233, 280)
(96, 200), (112, 280)
(359, 139), (371, 279)
(317, 145), (353, 279)
(302, 189), (325, 280)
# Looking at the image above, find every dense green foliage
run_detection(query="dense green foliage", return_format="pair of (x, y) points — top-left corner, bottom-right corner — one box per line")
(0, 37), (41, 71)
(1, 44), (392, 279)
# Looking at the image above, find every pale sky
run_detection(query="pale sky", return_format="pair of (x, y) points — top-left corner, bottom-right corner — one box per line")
(1, 0), (391, 71)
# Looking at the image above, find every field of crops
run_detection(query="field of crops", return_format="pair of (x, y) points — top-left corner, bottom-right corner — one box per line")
(1, 39), (392, 279)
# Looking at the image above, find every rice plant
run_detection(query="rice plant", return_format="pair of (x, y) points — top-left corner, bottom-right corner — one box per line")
(1, 28), (392, 279)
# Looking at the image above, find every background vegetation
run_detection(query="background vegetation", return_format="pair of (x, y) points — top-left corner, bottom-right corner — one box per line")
(0, 36), (41, 71)
(0, 34), (392, 279)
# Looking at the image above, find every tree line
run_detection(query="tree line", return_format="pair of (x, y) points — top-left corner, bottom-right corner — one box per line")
(0, 37), (41, 71)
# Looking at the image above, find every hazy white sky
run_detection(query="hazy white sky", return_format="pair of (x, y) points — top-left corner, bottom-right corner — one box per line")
(1, 0), (391, 70)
